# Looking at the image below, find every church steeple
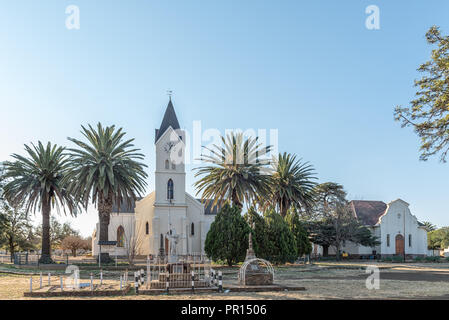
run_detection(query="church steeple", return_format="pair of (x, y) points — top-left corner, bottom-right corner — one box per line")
(154, 97), (186, 206)
(155, 99), (180, 143)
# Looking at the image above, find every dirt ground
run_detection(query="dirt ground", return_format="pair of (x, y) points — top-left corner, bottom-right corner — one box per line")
(2, 261), (449, 300)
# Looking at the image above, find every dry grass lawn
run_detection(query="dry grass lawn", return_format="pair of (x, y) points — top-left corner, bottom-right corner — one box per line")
(2, 262), (449, 300)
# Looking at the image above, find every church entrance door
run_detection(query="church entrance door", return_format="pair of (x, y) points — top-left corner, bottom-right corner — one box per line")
(395, 234), (404, 256)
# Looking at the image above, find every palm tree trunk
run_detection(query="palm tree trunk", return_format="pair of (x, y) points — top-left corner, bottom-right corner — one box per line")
(231, 189), (242, 209)
(280, 202), (287, 218)
(97, 192), (113, 263)
(99, 211), (110, 242)
(279, 198), (290, 218)
(39, 200), (53, 264)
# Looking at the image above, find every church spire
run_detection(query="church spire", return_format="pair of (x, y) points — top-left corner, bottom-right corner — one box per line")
(155, 99), (181, 143)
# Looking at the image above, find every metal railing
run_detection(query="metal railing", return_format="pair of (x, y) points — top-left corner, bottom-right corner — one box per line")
(146, 253), (212, 289)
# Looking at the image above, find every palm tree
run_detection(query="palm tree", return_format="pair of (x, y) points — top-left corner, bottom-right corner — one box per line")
(2, 142), (77, 264)
(65, 123), (147, 262)
(266, 152), (317, 218)
(194, 132), (271, 209)
(421, 221), (437, 232)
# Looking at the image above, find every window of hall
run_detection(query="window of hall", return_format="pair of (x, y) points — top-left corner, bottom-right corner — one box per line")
(409, 234), (412, 247)
(172, 162), (176, 170)
(386, 234), (390, 247)
(191, 222), (195, 236)
(165, 159), (170, 169)
(146, 222), (149, 235)
(117, 226), (125, 247)
(167, 179), (174, 200)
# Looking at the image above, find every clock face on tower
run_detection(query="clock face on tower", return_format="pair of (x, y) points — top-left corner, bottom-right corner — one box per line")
(164, 141), (176, 153)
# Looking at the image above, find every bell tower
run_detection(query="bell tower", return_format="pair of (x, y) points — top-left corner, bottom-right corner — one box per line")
(154, 98), (186, 205)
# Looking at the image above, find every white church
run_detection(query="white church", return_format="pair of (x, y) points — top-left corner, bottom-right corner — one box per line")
(92, 99), (217, 257)
(313, 199), (429, 258)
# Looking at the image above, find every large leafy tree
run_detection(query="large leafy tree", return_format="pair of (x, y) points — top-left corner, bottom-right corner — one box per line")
(394, 26), (449, 162)
(204, 203), (250, 266)
(308, 182), (379, 259)
(314, 182), (347, 209)
(65, 123), (147, 262)
(61, 235), (86, 257)
(2, 142), (77, 264)
(308, 205), (380, 260)
(428, 227), (449, 251)
(0, 203), (33, 262)
(310, 182), (347, 219)
(35, 219), (79, 250)
(265, 152), (317, 218)
(194, 132), (271, 209)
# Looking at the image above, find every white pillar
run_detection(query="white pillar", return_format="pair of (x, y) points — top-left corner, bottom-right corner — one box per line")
(200, 220), (206, 254)
(181, 217), (187, 255)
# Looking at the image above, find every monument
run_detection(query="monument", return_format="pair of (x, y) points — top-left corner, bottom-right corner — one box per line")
(238, 221), (274, 286)
(244, 224), (257, 261)
(166, 217), (180, 263)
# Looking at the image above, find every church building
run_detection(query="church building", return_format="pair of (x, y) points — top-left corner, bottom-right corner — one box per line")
(91, 100), (218, 257)
(313, 198), (428, 258)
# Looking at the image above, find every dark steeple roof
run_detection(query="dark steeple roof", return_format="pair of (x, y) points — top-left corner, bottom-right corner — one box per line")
(155, 99), (180, 143)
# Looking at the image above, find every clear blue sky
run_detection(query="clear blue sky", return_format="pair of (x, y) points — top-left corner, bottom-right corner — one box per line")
(1, 1), (448, 237)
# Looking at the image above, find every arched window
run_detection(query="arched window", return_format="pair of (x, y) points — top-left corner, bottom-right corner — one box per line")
(117, 226), (125, 247)
(146, 222), (149, 235)
(167, 179), (174, 200)
(165, 159), (170, 169)
(191, 222), (195, 236)
(409, 234), (412, 247)
(172, 162), (176, 170)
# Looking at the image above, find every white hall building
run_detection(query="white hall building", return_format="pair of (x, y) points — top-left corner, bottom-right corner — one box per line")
(312, 199), (428, 258)
(92, 100), (218, 257)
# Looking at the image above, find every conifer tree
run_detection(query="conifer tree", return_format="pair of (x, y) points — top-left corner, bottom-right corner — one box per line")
(286, 209), (312, 258)
(204, 203), (250, 266)
(263, 208), (297, 264)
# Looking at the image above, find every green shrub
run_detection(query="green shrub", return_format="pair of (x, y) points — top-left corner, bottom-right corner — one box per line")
(263, 209), (298, 264)
(205, 203), (250, 266)
(425, 256), (440, 262)
(319, 256), (337, 261)
(244, 207), (298, 265)
(382, 256), (404, 262)
(285, 209), (312, 257)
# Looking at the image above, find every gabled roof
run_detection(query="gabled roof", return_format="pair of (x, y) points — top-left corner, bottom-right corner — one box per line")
(155, 99), (180, 143)
(196, 199), (221, 215)
(350, 200), (387, 226)
(112, 197), (142, 213)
